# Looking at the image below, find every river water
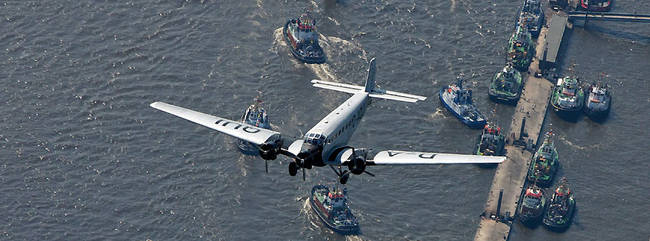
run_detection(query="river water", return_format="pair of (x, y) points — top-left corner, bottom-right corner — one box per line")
(1, 0), (648, 240)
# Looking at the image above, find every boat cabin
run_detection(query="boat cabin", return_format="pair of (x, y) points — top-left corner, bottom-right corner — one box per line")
(243, 104), (267, 127)
(589, 85), (608, 103)
(522, 188), (543, 209)
(561, 81), (577, 96)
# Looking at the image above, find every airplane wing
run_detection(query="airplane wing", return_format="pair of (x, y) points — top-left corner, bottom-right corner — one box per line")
(150, 102), (281, 145)
(367, 150), (505, 165)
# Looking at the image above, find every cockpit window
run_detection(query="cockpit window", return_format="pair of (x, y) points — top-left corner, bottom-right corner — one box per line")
(305, 133), (326, 146)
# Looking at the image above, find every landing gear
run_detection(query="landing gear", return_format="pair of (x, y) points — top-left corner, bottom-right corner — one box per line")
(289, 162), (298, 176)
(340, 172), (350, 184)
(330, 165), (350, 185)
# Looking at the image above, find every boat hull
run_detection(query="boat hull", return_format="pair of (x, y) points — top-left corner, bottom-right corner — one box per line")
(310, 186), (360, 235)
(519, 210), (545, 227)
(439, 88), (487, 129)
(551, 102), (583, 121)
(474, 134), (505, 168)
(283, 20), (326, 64)
(578, 0), (612, 12)
(527, 170), (556, 187)
(543, 201), (575, 232)
(489, 90), (521, 105)
(584, 99), (611, 121)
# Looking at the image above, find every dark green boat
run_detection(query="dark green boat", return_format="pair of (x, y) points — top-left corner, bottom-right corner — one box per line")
(475, 123), (505, 156)
(543, 177), (575, 232)
(551, 76), (585, 117)
(488, 63), (524, 104)
(518, 183), (547, 227)
(474, 123), (505, 168)
(506, 25), (534, 71)
(527, 132), (559, 187)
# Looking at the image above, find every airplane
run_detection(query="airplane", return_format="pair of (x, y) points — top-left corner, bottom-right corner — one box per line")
(150, 58), (505, 184)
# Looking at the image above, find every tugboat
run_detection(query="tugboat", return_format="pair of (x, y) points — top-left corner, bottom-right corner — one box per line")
(520, 0), (544, 38)
(439, 78), (487, 129)
(518, 182), (547, 227)
(475, 123), (506, 167)
(283, 12), (326, 64)
(551, 76), (585, 118)
(584, 82), (612, 120)
(310, 184), (360, 235)
(237, 98), (272, 155)
(506, 25), (534, 71)
(578, 0), (612, 12)
(488, 63), (524, 104)
(527, 132), (559, 187)
(543, 177), (576, 231)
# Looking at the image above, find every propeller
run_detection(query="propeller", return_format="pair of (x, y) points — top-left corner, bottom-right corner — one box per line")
(364, 170), (375, 177)
(265, 160), (268, 173)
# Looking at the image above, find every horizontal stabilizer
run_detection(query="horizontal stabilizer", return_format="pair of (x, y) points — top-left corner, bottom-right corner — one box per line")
(369, 88), (427, 103)
(311, 80), (426, 103)
(311, 80), (363, 94)
(368, 150), (505, 165)
(150, 102), (281, 145)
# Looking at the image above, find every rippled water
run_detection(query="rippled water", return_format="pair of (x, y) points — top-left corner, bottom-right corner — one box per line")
(1, 0), (648, 240)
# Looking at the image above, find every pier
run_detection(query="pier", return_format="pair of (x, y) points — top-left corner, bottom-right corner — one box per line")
(472, 2), (650, 240)
(473, 9), (555, 241)
(568, 11), (650, 23)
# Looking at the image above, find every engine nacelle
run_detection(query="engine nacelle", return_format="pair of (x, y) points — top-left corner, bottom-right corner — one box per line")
(347, 149), (367, 175)
(259, 139), (282, 161)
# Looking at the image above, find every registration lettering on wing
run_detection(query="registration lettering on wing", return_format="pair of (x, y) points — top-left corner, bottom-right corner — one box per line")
(214, 118), (261, 133)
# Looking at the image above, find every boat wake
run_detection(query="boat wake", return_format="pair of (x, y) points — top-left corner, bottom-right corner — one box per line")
(429, 107), (446, 120)
(271, 28), (367, 84)
(301, 199), (322, 231)
(557, 135), (601, 151)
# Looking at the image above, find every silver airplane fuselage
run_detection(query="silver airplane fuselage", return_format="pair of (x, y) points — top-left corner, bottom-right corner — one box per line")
(292, 92), (370, 167)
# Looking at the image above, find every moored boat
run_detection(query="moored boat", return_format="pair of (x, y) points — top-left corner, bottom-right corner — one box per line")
(551, 76), (585, 118)
(518, 184), (547, 227)
(488, 63), (524, 104)
(310, 185), (360, 235)
(527, 132), (559, 187)
(283, 12), (326, 64)
(506, 25), (534, 71)
(237, 98), (272, 154)
(578, 0), (612, 12)
(584, 82), (611, 120)
(439, 78), (487, 129)
(475, 123), (505, 168)
(543, 177), (576, 231)
(520, 0), (544, 38)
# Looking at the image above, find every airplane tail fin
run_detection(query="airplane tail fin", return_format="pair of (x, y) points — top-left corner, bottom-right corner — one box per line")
(310, 58), (427, 103)
(364, 58), (376, 92)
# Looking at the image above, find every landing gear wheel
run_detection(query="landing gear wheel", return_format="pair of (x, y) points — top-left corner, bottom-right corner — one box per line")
(339, 172), (350, 184)
(289, 162), (298, 176)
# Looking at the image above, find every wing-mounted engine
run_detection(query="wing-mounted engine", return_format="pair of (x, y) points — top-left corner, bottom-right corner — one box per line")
(329, 147), (373, 184)
(347, 148), (368, 175)
(259, 136), (283, 161)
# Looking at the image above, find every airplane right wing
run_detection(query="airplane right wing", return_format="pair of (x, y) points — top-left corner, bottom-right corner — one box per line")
(150, 102), (281, 145)
(367, 150), (505, 165)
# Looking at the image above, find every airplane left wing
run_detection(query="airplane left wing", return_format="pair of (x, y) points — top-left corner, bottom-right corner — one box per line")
(150, 102), (281, 145)
(367, 150), (505, 165)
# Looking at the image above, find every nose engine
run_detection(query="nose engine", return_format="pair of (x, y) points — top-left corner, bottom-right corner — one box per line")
(297, 142), (321, 169)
